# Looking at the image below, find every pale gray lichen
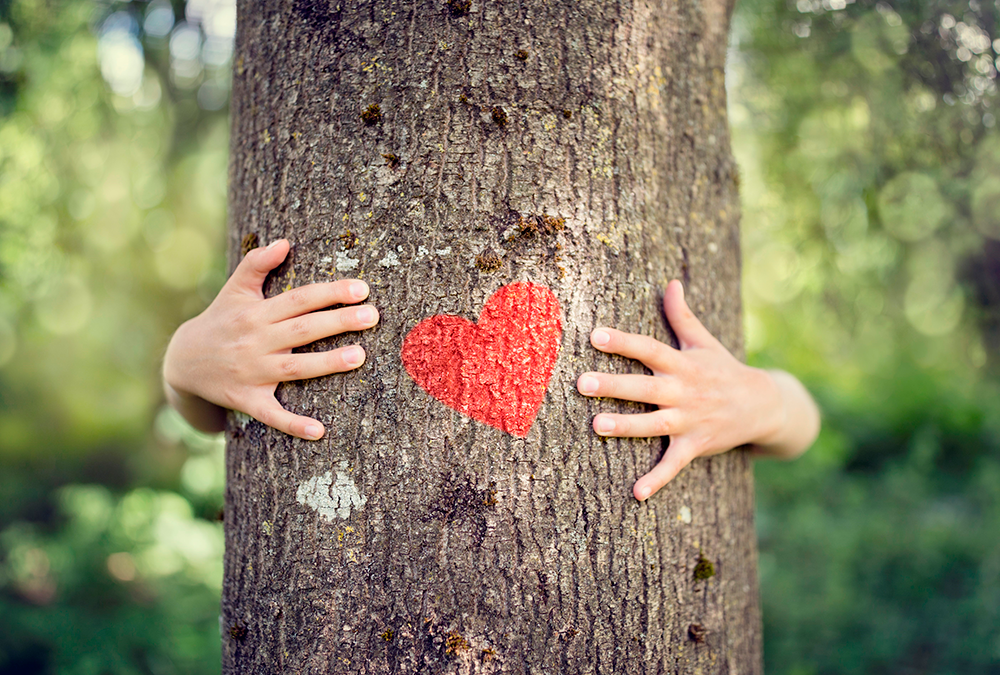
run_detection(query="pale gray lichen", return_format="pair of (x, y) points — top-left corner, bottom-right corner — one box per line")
(335, 251), (360, 271)
(378, 251), (400, 267)
(296, 470), (367, 521)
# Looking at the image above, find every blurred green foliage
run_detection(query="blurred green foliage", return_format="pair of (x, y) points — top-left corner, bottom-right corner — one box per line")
(0, 0), (229, 672)
(1, 0), (1000, 672)
(733, 0), (1000, 670)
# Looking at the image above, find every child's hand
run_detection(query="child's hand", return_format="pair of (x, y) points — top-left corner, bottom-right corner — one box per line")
(162, 239), (379, 441)
(577, 280), (819, 501)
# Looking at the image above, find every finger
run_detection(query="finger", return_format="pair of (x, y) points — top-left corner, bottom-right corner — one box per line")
(663, 280), (717, 350)
(590, 327), (679, 374)
(591, 409), (679, 438)
(261, 279), (371, 322)
(268, 305), (379, 350)
(633, 439), (695, 500)
(267, 345), (367, 382)
(250, 396), (325, 440)
(577, 372), (678, 406)
(229, 239), (291, 295)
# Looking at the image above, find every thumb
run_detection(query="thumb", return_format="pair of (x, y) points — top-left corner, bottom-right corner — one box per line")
(229, 239), (290, 294)
(663, 280), (715, 350)
(633, 438), (694, 501)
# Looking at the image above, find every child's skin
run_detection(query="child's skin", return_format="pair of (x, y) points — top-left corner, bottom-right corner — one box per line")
(163, 240), (379, 441)
(164, 241), (819, 501)
(576, 280), (819, 500)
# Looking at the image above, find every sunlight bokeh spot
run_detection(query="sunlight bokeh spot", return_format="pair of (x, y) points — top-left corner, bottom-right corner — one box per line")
(821, 194), (868, 249)
(904, 280), (965, 337)
(143, 1), (175, 39)
(0, 23), (12, 52)
(853, 287), (885, 319)
(748, 242), (805, 304)
(35, 274), (92, 335)
(106, 552), (137, 582)
(97, 13), (144, 97)
(903, 242), (964, 336)
(878, 172), (952, 242)
(132, 69), (163, 110)
(67, 188), (95, 221)
(132, 170), (165, 209)
(181, 454), (224, 497)
(169, 21), (201, 61)
(190, 0), (237, 39)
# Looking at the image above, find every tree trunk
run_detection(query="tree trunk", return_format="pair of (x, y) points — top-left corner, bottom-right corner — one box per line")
(222, 1), (758, 673)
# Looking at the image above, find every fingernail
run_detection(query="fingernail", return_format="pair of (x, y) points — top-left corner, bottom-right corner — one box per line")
(595, 417), (616, 434)
(592, 329), (611, 347)
(578, 375), (599, 395)
(344, 346), (364, 366)
(267, 239), (281, 250)
(305, 424), (323, 440)
(357, 306), (376, 324)
(639, 486), (652, 500)
(349, 281), (369, 300)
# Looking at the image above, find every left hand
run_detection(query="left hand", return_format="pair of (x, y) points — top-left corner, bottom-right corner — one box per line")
(577, 280), (787, 501)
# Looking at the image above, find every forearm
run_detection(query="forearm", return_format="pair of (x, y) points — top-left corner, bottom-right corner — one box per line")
(162, 319), (228, 434)
(163, 380), (228, 433)
(752, 369), (820, 460)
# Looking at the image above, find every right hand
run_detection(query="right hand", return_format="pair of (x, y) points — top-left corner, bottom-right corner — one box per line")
(162, 239), (379, 440)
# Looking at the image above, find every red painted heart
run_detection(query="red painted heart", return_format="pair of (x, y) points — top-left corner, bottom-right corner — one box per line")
(401, 282), (562, 437)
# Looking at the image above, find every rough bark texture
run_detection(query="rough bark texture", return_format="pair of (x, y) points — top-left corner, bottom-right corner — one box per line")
(223, 1), (759, 673)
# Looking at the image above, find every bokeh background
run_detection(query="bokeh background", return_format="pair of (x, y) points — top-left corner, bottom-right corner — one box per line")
(1, 0), (999, 672)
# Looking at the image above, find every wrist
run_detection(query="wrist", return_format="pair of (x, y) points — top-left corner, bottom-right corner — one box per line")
(162, 322), (228, 433)
(750, 369), (820, 459)
(748, 366), (787, 450)
(162, 322), (197, 403)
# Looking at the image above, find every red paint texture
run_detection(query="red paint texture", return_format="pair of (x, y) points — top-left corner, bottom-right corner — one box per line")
(401, 282), (562, 437)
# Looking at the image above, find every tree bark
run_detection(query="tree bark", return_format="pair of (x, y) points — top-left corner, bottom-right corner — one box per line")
(223, 1), (758, 673)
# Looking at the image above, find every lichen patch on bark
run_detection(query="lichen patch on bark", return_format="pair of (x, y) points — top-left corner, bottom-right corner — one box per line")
(296, 469), (367, 521)
(334, 251), (360, 272)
